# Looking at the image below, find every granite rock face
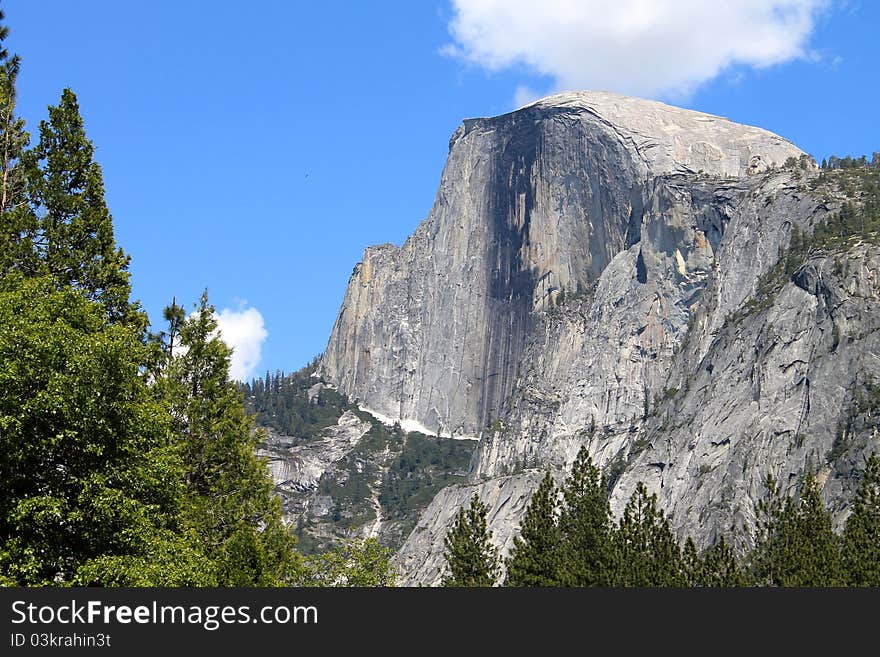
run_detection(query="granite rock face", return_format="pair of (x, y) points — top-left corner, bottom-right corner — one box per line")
(319, 92), (803, 438)
(257, 410), (371, 512)
(317, 91), (879, 585)
(255, 397), (477, 553)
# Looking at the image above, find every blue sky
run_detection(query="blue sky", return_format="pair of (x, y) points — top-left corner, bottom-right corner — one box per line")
(5, 1), (878, 380)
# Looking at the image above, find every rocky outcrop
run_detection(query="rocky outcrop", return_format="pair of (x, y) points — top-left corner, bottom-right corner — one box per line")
(317, 91), (878, 585)
(394, 471), (545, 586)
(258, 410), (370, 512)
(319, 92), (804, 439)
(255, 397), (478, 553)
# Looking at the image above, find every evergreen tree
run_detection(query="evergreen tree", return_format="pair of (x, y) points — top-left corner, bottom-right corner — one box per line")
(24, 89), (135, 323)
(556, 447), (615, 586)
(790, 475), (844, 586)
(161, 291), (300, 585)
(441, 494), (500, 587)
(750, 474), (843, 586)
(300, 538), (394, 587)
(750, 474), (784, 584)
(0, 7), (382, 587)
(161, 296), (185, 361)
(842, 454), (880, 586)
(682, 537), (705, 586)
(505, 471), (561, 586)
(0, 276), (210, 585)
(613, 482), (686, 586)
(701, 536), (749, 586)
(685, 536), (749, 587)
(0, 8), (35, 276)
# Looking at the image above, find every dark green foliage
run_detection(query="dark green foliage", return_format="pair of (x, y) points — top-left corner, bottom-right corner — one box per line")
(0, 14), (32, 277)
(824, 153), (878, 170)
(501, 455), (757, 588)
(160, 292), (300, 586)
(379, 432), (473, 520)
(316, 459), (376, 529)
(828, 379), (880, 465)
(505, 471), (561, 586)
(841, 454), (880, 586)
(299, 538), (394, 587)
(556, 447), (615, 586)
(0, 8), (397, 588)
(3, 2), (878, 588)
(808, 164), (880, 248)
(245, 366), (476, 554)
(317, 419), (402, 531)
(613, 482), (686, 586)
(300, 421), (474, 543)
(682, 537), (704, 585)
(731, 163), (880, 325)
(241, 363), (348, 440)
(685, 536), (750, 587)
(749, 474), (844, 586)
(701, 537), (750, 586)
(24, 89), (136, 325)
(441, 494), (500, 587)
(783, 153), (816, 171)
(853, 379), (880, 415)
(603, 452), (627, 495)
(0, 276), (208, 585)
(159, 297), (185, 361)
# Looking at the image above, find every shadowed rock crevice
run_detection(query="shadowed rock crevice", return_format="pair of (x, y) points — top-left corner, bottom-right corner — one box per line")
(311, 91), (876, 585)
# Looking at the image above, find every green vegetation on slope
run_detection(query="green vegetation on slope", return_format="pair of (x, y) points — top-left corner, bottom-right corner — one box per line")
(242, 365), (349, 441)
(444, 448), (880, 587)
(241, 372), (476, 554)
(730, 160), (880, 324)
(379, 432), (474, 533)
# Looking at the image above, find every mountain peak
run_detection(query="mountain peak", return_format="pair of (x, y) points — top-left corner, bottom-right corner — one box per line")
(473, 89), (807, 177)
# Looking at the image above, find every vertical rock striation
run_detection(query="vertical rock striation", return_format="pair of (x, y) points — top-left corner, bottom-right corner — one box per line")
(316, 91), (878, 585)
(320, 92), (801, 437)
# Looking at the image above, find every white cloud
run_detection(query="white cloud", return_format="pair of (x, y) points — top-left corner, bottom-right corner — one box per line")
(513, 85), (543, 109)
(445, 0), (831, 101)
(214, 306), (268, 382)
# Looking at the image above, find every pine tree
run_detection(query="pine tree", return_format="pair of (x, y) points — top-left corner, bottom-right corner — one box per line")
(505, 471), (561, 586)
(160, 296), (185, 362)
(441, 494), (500, 587)
(162, 291), (300, 585)
(682, 537), (705, 586)
(556, 446), (615, 586)
(24, 88), (135, 323)
(0, 8), (35, 276)
(0, 276), (210, 585)
(613, 482), (686, 586)
(686, 536), (749, 587)
(794, 477), (844, 587)
(750, 474), (843, 586)
(842, 454), (880, 586)
(750, 474), (784, 584)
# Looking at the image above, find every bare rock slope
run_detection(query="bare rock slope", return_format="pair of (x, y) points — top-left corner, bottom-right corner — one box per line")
(317, 91), (879, 585)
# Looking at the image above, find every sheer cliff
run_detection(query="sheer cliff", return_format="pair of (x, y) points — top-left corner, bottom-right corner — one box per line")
(316, 91), (879, 584)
